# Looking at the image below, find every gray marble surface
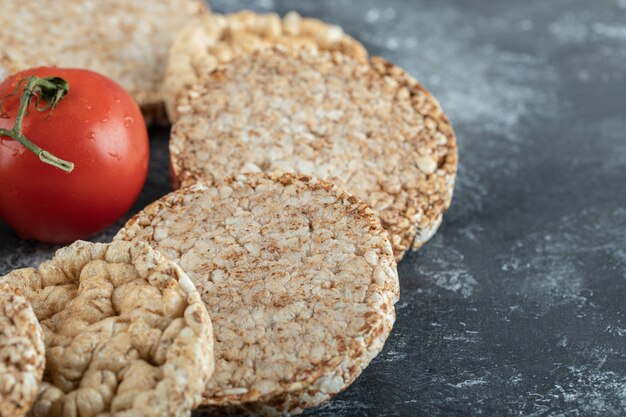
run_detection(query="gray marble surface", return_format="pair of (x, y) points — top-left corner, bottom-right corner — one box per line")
(2, 0), (626, 415)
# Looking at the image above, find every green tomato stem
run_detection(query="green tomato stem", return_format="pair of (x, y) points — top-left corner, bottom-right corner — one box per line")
(0, 76), (74, 173)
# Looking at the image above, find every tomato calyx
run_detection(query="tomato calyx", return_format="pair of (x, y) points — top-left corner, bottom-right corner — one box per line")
(0, 76), (74, 173)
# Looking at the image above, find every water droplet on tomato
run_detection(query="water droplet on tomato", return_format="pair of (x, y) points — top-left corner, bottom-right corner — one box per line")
(86, 105), (92, 110)
(124, 116), (134, 128)
(87, 131), (96, 140)
(113, 94), (121, 103)
(108, 151), (122, 161)
(101, 117), (109, 123)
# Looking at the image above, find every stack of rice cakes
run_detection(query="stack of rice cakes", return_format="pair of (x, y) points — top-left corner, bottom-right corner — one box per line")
(152, 8), (456, 415)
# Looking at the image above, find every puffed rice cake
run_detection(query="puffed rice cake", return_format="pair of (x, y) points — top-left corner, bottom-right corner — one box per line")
(1, 240), (214, 417)
(0, 282), (45, 417)
(163, 10), (367, 121)
(115, 172), (399, 415)
(0, 0), (207, 119)
(170, 46), (458, 260)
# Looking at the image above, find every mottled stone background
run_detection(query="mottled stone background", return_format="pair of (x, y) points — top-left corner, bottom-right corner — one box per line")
(2, 0), (626, 415)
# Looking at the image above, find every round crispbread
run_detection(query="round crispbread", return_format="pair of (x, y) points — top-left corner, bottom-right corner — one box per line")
(0, 282), (45, 417)
(164, 10), (367, 121)
(0, 0), (207, 118)
(114, 172), (399, 415)
(1, 240), (214, 417)
(170, 46), (458, 260)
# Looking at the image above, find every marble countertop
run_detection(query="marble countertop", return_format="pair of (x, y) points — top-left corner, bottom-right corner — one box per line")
(2, 0), (625, 415)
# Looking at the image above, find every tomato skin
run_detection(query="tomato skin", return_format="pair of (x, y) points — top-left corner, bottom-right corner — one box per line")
(0, 67), (149, 243)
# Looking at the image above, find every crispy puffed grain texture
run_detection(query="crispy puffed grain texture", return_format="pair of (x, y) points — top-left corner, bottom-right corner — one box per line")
(164, 10), (367, 121)
(1, 241), (214, 417)
(0, 0), (207, 110)
(114, 173), (399, 415)
(0, 282), (45, 417)
(170, 47), (458, 260)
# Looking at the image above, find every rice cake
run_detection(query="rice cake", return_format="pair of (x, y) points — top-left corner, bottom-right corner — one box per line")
(170, 46), (458, 260)
(0, 282), (45, 417)
(0, 0), (207, 116)
(1, 240), (214, 417)
(164, 10), (367, 121)
(115, 172), (399, 415)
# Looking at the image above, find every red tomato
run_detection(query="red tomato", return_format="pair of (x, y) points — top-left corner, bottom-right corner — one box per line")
(0, 67), (149, 243)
